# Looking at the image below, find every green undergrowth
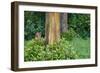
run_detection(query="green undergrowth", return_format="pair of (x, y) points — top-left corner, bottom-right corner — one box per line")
(24, 37), (90, 61)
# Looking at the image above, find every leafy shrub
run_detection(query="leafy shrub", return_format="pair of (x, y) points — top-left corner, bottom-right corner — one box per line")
(61, 28), (78, 41)
(24, 38), (46, 61)
(24, 38), (79, 61)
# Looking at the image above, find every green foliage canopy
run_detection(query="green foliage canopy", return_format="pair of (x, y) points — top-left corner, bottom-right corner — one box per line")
(24, 11), (45, 40)
(68, 13), (90, 39)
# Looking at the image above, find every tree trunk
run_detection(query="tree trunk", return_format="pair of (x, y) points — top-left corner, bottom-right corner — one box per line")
(45, 12), (60, 44)
(60, 13), (68, 33)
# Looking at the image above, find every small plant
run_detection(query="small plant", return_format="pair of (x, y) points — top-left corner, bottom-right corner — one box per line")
(61, 28), (78, 41)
